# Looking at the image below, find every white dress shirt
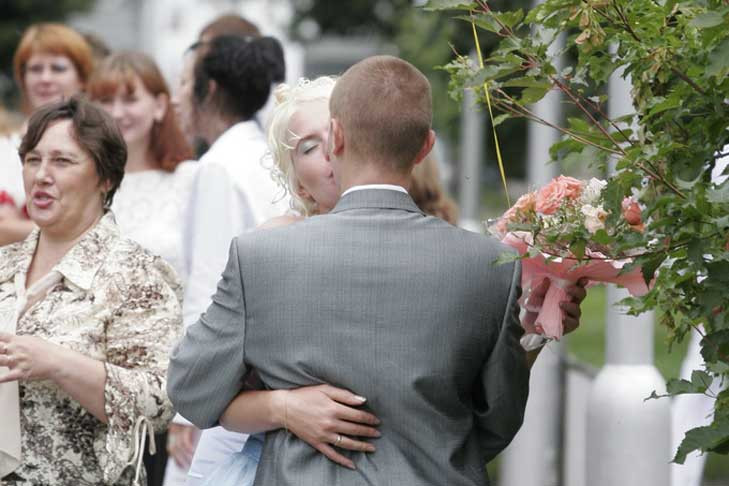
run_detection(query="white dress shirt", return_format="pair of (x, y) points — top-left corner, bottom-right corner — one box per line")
(182, 121), (290, 327)
(341, 184), (408, 198)
(177, 120), (289, 486)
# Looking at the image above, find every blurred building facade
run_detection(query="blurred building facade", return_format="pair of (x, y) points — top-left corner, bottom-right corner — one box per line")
(68, 0), (303, 90)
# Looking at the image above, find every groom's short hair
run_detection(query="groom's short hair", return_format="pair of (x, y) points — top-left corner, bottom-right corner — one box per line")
(330, 55), (432, 172)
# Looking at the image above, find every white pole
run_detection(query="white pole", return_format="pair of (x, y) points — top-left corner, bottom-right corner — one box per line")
(499, 25), (564, 486)
(585, 59), (670, 486)
(458, 52), (485, 233)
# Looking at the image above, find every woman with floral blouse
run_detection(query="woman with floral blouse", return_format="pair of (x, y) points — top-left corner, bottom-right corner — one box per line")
(0, 96), (182, 485)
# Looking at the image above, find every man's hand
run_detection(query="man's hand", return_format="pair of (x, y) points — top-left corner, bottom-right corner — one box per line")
(560, 279), (587, 336)
(522, 278), (588, 336)
(167, 423), (200, 469)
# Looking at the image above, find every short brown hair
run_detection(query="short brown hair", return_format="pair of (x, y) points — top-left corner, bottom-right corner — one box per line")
(19, 95), (127, 207)
(329, 55), (432, 172)
(13, 23), (95, 111)
(87, 51), (193, 171)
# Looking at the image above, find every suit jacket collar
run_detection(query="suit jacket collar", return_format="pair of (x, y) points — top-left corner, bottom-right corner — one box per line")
(330, 188), (425, 215)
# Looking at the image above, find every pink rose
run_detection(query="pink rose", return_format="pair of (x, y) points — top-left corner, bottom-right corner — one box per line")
(493, 192), (537, 235)
(493, 207), (517, 235)
(622, 197), (642, 226)
(513, 191), (537, 214)
(535, 176), (583, 215)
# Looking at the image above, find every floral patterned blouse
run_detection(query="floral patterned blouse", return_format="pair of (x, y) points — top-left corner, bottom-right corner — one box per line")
(0, 212), (183, 485)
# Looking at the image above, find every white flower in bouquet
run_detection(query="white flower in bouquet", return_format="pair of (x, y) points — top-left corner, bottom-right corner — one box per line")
(540, 213), (561, 229)
(580, 178), (607, 206)
(581, 204), (608, 234)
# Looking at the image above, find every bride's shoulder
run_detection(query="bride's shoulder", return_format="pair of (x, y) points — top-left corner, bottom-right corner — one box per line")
(257, 214), (304, 230)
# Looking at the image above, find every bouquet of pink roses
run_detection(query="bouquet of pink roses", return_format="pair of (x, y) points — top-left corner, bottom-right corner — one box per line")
(490, 175), (652, 340)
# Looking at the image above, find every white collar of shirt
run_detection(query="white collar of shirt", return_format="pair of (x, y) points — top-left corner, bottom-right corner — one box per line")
(201, 120), (263, 165)
(341, 184), (408, 198)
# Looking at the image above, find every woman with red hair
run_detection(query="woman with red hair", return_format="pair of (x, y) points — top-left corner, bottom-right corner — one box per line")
(86, 50), (197, 486)
(1, 23), (95, 246)
(87, 51), (195, 279)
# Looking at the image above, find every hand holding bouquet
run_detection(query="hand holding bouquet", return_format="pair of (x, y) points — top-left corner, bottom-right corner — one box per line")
(490, 176), (652, 340)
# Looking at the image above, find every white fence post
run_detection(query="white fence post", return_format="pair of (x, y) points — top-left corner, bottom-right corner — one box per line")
(458, 51), (485, 233)
(499, 20), (564, 486)
(585, 60), (671, 486)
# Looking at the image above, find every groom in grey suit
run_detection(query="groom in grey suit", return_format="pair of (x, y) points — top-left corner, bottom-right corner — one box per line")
(169, 55), (530, 485)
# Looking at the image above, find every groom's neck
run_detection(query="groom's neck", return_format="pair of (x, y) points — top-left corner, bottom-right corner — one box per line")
(338, 166), (412, 194)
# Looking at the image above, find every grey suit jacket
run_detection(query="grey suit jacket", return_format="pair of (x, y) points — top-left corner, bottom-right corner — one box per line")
(168, 189), (529, 486)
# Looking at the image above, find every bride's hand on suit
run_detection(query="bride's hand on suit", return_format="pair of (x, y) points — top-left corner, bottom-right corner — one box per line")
(275, 385), (380, 470)
(220, 384), (380, 470)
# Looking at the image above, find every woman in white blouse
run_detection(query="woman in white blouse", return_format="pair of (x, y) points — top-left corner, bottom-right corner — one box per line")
(0, 96), (181, 485)
(88, 51), (197, 290)
(86, 51), (197, 485)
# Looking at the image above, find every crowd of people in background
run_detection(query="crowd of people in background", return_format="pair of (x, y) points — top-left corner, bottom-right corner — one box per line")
(0, 11), (708, 486)
(0, 14), (465, 486)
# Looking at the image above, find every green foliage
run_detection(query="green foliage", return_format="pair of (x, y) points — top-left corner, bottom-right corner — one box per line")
(428, 0), (729, 460)
(291, 0), (534, 178)
(674, 416), (729, 464)
(423, 0), (478, 11)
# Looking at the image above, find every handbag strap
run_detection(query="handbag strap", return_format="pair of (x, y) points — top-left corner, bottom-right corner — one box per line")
(126, 416), (156, 486)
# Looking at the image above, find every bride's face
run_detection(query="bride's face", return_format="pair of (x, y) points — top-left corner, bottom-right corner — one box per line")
(288, 99), (339, 214)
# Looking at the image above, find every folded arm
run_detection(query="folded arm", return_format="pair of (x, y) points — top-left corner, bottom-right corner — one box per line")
(168, 239), (249, 428)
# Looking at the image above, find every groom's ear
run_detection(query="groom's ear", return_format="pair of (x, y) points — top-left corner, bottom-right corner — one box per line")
(412, 129), (436, 167)
(327, 118), (345, 159)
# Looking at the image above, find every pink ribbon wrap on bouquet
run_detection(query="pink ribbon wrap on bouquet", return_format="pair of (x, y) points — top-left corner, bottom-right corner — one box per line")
(503, 232), (652, 340)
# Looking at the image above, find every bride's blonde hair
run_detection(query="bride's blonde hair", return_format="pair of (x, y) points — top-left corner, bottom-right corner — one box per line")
(266, 76), (336, 216)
